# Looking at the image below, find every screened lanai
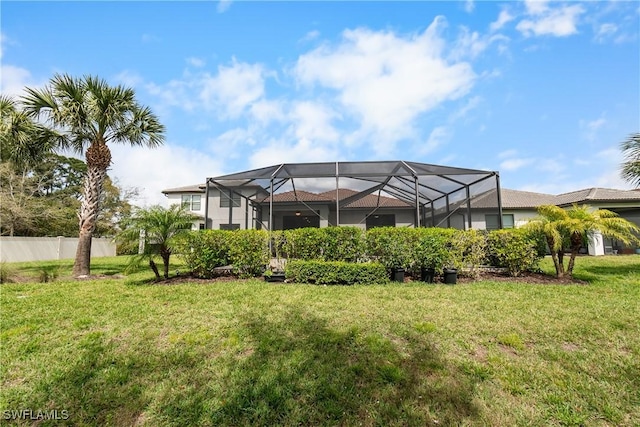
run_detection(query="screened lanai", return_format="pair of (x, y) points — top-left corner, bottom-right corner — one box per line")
(204, 160), (503, 231)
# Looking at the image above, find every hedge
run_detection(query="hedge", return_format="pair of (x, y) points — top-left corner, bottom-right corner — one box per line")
(176, 230), (231, 278)
(285, 260), (388, 285)
(487, 228), (543, 276)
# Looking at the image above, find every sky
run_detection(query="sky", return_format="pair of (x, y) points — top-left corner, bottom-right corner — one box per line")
(2, 0), (639, 206)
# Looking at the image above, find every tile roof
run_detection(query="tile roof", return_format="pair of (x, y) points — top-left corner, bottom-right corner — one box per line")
(266, 190), (330, 203)
(317, 188), (413, 208)
(162, 184), (205, 194)
(471, 187), (640, 209)
(554, 188), (640, 206)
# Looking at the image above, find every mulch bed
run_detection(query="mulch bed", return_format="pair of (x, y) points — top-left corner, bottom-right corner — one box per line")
(150, 270), (587, 286)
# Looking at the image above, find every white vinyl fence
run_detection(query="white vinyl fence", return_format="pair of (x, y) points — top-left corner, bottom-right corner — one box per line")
(0, 237), (116, 263)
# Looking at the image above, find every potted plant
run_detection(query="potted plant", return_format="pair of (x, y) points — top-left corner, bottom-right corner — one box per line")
(366, 228), (411, 282)
(414, 232), (450, 283)
(263, 268), (286, 282)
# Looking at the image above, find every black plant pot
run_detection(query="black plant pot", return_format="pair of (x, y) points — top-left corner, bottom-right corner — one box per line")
(443, 268), (457, 285)
(421, 267), (436, 283)
(391, 267), (405, 282)
(264, 273), (286, 282)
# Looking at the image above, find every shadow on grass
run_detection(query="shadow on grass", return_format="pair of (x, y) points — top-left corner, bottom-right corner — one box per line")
(160, 309), (481, 426)
(6, 309), (481, 426)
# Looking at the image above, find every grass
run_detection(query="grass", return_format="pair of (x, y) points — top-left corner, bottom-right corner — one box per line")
(1, 255), (639, 426)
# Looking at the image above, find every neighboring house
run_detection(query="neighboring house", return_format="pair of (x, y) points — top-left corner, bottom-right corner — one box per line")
(469, 187), (640, 254)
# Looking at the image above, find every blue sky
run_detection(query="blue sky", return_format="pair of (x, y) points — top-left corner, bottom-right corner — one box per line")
(2, 0), (639, 205)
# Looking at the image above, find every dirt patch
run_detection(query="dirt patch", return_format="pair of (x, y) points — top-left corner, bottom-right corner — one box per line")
(143, 270), (588, 286)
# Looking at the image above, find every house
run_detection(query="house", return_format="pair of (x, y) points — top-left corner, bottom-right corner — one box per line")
(162, 161), (640, 255)
(162, 160), (503, 231)
(468, 187), (640, 254)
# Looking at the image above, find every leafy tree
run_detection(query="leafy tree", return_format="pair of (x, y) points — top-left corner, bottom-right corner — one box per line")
(620, 132), (640, 187)
(117, 205), (197, 281)
(526, 204), (639, 278)
(22, 74), (165, 277)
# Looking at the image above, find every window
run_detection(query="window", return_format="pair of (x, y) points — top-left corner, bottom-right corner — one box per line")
(181, 194), (201, 211)
(220, 223), (240, 230)
(198, 223), (205, 230)
(283, 215), (320, 230)
(485, 214), (514, 230)
(366, 214), (396, 230)
(220, 190), (241, 208)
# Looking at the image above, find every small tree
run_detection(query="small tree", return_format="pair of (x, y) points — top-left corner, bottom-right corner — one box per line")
(526, 204), (639, 278)
(117, 205), (197, 280)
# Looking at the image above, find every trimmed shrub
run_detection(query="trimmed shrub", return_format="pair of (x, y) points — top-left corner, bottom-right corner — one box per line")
(487, 228), (542, 276)
(285, 260), (388, 285)
(321, 226), (365, 262)
(177, 230), (231, 278)
(448, 229), (488, 278)
(283, 228), (325, 260)
(411, 227), (456, 273)
(228, 229), (270, 278)
(365, 227), (414, 270)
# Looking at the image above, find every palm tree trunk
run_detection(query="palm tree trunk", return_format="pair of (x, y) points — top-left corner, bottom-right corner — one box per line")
(72, 141), (110, 277)
(149, 259), (161, 281)
(161, 250), (171, 280)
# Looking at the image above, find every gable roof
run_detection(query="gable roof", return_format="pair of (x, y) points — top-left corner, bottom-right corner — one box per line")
(471, 187), (640, 209)
(162, 184), (205, 194)
(554, 188), (640, 206)
(265, 188), (413, 208)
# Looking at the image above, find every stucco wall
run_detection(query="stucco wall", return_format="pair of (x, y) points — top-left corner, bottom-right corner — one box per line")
(0, 237), (116, 263)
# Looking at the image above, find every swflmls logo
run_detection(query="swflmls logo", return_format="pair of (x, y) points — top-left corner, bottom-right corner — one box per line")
(2, 409), (70, 420)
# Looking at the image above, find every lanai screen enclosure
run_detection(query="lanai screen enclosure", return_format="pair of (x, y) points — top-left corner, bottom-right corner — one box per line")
(205, 160), (503, 231)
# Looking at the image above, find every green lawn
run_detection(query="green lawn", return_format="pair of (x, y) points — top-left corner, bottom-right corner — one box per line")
(1, 256), (639, 426)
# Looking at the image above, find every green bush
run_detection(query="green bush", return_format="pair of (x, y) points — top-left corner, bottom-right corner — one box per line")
(321, 226), (365, 262)
(448, 229), (488, 278)
(285, 260), (388, 285)
(283, 228), (325, 260)
(228, 229), (270, 278)
(487, 228), (542, 276)
(177, 230), (231, 278)
(365, 227), (413, 270)
(411, 228), (456, 273)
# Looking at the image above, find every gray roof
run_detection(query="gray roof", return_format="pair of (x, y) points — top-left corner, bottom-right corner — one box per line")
(555, 188), (640, 206)
(471, 187), (640, 209)
(162, 184), (205, 194)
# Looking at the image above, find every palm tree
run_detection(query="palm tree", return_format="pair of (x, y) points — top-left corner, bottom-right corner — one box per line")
(117, 205), (198, 281)
(21, 74), (165, 277)
(620, 132), (640, 187)
(0, 95), (61, 168)
(526, 204), (639, 278)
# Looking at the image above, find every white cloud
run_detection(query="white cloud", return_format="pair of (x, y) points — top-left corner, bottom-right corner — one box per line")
(498, 149), (518, 159)
(141, 33), (160, 43)
(490, 10), (515, 32)
(144, 59), (266, 118)
(249, 99), (286, 125)
(449, 96), (482, 122)
(248, 137), (338, 170)
(290, 101), (340, 142)
(517, 4), (584, 37)
(524, 0), (549, 16)
(0, 64), (36, 97)
(294, 17), (476, 142)
(300, 30), (321, 43)
(418, 126), (450, 156)
(500, 157), (534, 171)
(450, 28), (509, 61)
(109, 143), (223, 207)
(464, 0), (475, 13)
(186, 57), (206, 68)
(579, 115), (607, 141)
(199, 59), (265, 118)
(114, 70), (144, 88)
(217, 0), (232, 13)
